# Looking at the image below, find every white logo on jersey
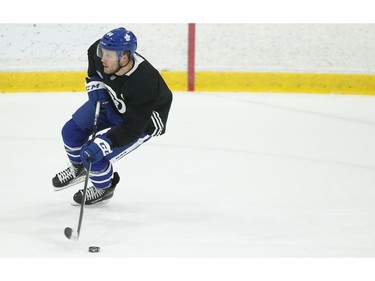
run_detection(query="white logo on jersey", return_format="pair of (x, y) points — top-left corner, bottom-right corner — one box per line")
(104, 84), (126, 114)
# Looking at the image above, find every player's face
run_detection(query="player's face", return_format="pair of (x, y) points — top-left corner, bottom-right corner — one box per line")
(100, 50), (120, 74)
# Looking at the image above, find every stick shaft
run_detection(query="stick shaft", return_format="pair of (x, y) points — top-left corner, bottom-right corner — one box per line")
(76, 100), (101, 239)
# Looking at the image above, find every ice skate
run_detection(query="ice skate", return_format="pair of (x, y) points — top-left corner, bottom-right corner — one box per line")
(52, 164), (87, 191)
(73, 172), (120, 205)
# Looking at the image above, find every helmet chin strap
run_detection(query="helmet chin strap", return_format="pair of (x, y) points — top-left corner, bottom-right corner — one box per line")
(111, 57), (132, 75)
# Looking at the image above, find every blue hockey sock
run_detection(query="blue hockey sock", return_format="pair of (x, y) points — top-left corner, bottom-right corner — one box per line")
(62, 119), (89, 165)
(89, 162), (114, 189)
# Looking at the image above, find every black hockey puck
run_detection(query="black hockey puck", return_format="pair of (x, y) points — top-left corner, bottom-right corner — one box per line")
(88, 246), (100, 253)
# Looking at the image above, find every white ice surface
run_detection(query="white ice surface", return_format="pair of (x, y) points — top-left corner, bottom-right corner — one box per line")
(1, 91), (375, 278)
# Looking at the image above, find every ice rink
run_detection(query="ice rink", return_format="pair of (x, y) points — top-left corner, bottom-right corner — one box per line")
(1, 91), (375, 278)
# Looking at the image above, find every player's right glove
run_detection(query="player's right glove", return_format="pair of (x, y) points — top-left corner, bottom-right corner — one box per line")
(80, 136), (113, 167)
(85, 76), (109, 106)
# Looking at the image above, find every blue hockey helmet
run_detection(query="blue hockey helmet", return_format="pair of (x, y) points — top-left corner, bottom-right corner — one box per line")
(97, 27), (137, 60)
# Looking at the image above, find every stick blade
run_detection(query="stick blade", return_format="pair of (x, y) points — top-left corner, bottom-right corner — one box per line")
(64, 227), (79, 240)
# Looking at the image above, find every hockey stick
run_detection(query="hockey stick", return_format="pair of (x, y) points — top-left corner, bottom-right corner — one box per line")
(64, 100), (101, 240)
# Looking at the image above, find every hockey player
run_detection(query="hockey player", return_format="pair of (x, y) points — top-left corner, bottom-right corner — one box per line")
(52, 27), (173, 205)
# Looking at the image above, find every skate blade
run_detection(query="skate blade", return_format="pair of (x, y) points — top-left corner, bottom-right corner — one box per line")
(70, 200), (111, 207)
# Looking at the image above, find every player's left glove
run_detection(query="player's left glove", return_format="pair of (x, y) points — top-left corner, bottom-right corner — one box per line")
(85, 76), (109, 106)
(80, 136), (113, 166)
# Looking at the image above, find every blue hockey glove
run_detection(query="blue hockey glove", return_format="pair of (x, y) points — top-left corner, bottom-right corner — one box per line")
(85, 76), (109, 106)
(80, 136), (113, 166)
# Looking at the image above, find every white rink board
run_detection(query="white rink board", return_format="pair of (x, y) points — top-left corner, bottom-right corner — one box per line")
(1, 24), (375, 73)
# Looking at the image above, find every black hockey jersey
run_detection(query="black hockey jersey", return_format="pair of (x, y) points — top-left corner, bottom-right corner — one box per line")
(87, 40), (173, 148)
